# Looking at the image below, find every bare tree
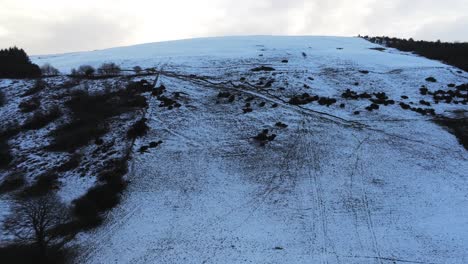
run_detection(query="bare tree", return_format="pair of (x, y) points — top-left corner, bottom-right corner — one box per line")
(133, 66), (142, 74)
(77, 65), (95, 77)
(97, 62), (121, 76)
(40, 63), (60, 76)
(3, 195), (72, 259)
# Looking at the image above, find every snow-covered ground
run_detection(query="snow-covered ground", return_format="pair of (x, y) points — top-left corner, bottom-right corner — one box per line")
(18, 36), (468, 263)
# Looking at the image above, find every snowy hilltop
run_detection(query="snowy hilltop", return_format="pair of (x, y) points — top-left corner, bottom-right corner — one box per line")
(1, 36), (467, 263)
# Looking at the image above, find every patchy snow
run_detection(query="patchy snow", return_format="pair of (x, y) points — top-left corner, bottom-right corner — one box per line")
(3, 36), (468, 263)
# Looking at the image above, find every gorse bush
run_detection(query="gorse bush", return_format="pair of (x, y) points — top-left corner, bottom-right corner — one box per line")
(0, 47), (41, 78)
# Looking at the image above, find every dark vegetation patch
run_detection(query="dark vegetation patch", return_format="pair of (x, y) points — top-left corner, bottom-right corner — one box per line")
(289, 93), (319, 105)
(281, 59), (289, 63)
(0, 47), (41, 78)
(0, 123), (20, 169)
(420, 83), (467, 105)
(243, 107), (253, 113)
(363, 36), (468, 72)
(56, 154), (81, 173)
(22, 105), (61, 130)
(0, 172), (25, 194)
(19, 97), (41, 113)
(251, 66), (275, 72)
(21, 172), (59, 197)
(0, 90), (5, 107)
(435, 115), (467, 149)
(369, 47), (386, 51)
(425, 77), (437, 83)
(127, 118), (149, 139)
(152, 84), (166, 97)
(275, 122), (288, 128)
(72, 158), (128, 229)
(253, 129), (276, 146)
(365, 103), (380, 112)
(359, 70), (370, 74)
(289, 93), (337, 107)
(22, 79), (47, 97)
(48, 85), (148, 152)
(318, 97), (337, 106)
(0, 244), (71, 264)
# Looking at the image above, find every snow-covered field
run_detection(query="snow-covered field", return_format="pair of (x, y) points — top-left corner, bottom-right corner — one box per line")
(10, 36), (468, 263)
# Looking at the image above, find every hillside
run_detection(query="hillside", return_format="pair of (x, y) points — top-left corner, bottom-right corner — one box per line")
(1, 36), (468, 263)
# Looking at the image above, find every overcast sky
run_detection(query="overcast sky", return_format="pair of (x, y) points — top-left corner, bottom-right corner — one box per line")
(1, 0), (467, 55)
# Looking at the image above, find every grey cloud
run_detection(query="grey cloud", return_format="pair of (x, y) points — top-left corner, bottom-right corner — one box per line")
(0, 14), (136, 54)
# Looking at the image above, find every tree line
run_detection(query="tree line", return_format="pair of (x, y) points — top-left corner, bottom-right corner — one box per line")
(361, 36), (468, 72)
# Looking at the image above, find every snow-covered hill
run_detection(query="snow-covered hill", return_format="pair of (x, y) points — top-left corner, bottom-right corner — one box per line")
(4, 36), (468, 263)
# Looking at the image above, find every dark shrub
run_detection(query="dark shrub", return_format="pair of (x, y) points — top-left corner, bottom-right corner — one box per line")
(126, 80), (152, 94)
(426, 77), (437, 82)
(420, 87), (429, 95)
(435, 117), (467, 149)
(275, 122), (288, 128)
(0, 138), (13, 169)
(251, 66), (275, 72)
(76, 65), (95, 77)
(133, 66), (142, 74)
(22, 105), (61, 130)
(0, 47), (41, 78)
(97, 63), (121, 76)
(19, 97), (40, 113)
(243, 107), (253, 113)
(0, 243), (70, 264)
(127, 118), (149, 139)
(0, 90), (5, 107)
(22, 79), (47, 97)
(49, 88), (147, 152)
(73, 161), (127, 229)
(22, 172), (59, 197)
(56, 154), (81, 172)
(49, 120), (108, 152)
(0, 171), (25, 194)
(218, 92), (231, 98)
(149, 141), (163, 148)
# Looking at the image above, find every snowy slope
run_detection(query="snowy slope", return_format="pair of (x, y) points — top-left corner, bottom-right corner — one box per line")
(29, 36), (468, 263)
